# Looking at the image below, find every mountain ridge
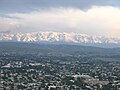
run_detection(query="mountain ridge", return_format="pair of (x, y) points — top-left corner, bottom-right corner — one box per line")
(0, 31), (120, 45)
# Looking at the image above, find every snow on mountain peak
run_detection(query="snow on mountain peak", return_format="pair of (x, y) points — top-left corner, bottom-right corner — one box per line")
(0, 31), (120, 44)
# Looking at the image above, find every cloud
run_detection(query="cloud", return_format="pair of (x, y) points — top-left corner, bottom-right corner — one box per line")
(0, 18), (19, 32)
(9, 6), (120, 37)
(1, 6), (120, 37)
(0, 0), (120, 14)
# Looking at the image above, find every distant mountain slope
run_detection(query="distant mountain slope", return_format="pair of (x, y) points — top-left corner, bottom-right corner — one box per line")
(0, 42), (120, 61)
(0, 32), (120, 46)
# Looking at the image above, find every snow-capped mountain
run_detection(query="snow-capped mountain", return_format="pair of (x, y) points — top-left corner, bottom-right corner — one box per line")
(0, 31), (120, 44)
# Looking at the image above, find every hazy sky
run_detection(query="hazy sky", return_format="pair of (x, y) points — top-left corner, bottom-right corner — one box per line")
(0, 0), (120, 37)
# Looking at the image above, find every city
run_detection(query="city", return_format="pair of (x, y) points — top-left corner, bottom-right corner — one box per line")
(0, 58), (120, 90)
(1, 0), (120, 90)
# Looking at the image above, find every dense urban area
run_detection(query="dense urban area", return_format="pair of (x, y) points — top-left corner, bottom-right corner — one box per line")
(0, 59), (120, 90)
(0, 42), (120, 90)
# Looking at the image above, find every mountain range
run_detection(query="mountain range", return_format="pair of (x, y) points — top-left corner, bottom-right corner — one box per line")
(0, 31), (120, 47)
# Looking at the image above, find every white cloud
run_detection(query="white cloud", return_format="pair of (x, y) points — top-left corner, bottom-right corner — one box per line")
(1, 6), (120, 37)
(0, 18), (19, 32)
